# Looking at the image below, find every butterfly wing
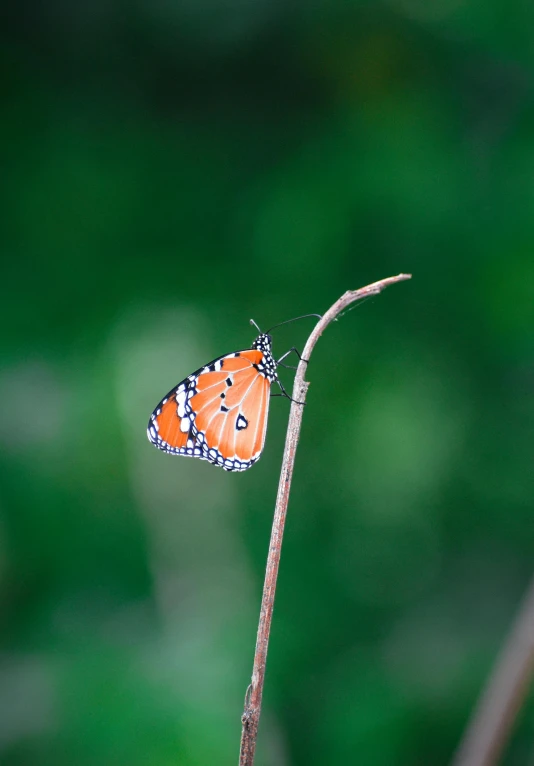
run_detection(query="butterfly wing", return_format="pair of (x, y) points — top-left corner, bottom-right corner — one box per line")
(147, 349), (272, 471)
(146, 374), (203, 458)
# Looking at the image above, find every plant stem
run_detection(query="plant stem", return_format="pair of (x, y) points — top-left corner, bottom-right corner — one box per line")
(451, 574), (534, 766)
(238, 274), (412, 766)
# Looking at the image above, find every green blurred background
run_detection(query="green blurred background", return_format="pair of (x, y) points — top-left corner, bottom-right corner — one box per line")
(2, 1), (534, 764)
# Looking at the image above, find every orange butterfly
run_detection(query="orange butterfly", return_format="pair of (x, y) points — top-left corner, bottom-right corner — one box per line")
(147, 316), (319, 471)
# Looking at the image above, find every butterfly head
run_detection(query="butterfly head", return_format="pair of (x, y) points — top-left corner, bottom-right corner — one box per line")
(252, 333), (273, 354)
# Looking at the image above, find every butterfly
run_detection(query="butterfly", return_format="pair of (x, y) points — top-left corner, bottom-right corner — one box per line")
(147, 316), (320, 471)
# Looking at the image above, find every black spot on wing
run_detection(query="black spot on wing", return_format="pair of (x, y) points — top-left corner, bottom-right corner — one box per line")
(236, 414), (248, 431)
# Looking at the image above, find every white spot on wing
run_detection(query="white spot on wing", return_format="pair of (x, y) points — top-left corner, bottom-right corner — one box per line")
(176, 389), (187, 417)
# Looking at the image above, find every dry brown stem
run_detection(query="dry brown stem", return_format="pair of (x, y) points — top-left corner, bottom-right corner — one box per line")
(238, 274), (412, 765)
(451, 574), (534, 766)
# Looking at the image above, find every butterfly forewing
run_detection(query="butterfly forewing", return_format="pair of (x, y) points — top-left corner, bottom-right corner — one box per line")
(147, 378), (201, 457)
(147, 336), (277, 471)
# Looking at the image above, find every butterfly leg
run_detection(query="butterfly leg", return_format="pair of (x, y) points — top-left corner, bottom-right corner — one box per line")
(277, 347), (309, 366)
(273, 377), (305, 405)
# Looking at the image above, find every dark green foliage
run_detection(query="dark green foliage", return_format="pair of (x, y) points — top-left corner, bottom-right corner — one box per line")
(1, 3), (533, 764)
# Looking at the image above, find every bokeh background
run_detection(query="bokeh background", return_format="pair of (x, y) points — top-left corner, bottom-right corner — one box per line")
(2, 1), (534, 764)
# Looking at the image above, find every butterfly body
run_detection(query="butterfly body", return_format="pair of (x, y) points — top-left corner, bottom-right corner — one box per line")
(147, 333), (279, 471)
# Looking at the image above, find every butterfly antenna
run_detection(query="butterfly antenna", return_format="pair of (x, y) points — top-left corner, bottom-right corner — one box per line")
(335, 295), (374, 321)
(266, 314), (322, 333)
(250, 319), (262, 333)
